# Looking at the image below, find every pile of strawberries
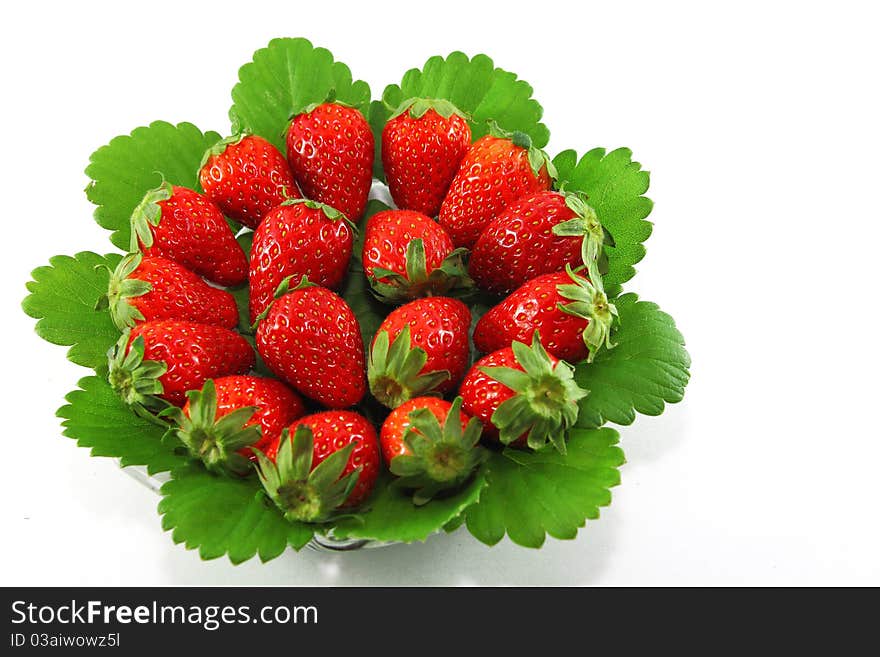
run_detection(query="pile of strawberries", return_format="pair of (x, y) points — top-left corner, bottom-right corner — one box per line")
(102, 96), (616, 523)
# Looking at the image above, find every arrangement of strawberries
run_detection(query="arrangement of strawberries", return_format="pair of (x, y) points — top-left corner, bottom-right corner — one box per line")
(95, 86), (620, 528)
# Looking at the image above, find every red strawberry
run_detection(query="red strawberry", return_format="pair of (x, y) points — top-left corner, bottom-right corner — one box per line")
(97, 253), (239, 330)
(361, 209), (471, 304)
(286, 102), (374, 221)
(255, 279), (365, 409)
(130, 182), (248, 287)
(248, 199), (354, 323)
(458, 334), (588, 453)
(199, 134), (298, 229)
(438, 124), (555, 249)
(368, 297), (471, 408)
(380, 396), (485, 504)
(381, 98), (471, 217)
(470, 191), (610, 296)
(164, 377), (305, 475)
(108, 320), (254, 410)
(256, 411), (380, 520)
(474, 268), (617, 363)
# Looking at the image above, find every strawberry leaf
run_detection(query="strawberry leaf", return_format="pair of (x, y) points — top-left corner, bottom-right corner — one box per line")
(229, 37), (371, 154)
(158, 463), (314, 564)
(553, 148), (653, 294)
(57, 376), (185, 475)
(85, 121), (223, 250)
(374, 52), (550, 180)
(575, 294), (690, 428)
(464, 428), (623, 548)
(332, 472), (486, 543)
(22, 251), (122, 370)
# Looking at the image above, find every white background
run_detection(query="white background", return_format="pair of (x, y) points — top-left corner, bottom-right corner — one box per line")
(2, 0), (878, 586)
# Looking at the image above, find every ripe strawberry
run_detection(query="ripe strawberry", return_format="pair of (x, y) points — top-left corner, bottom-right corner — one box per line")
(256, 411), (380, 521)
(285, 102), (374, 221)
(108, 320), (254, 410)
(248, 199), (354, 323)
(255, 279), (365, 409)
(438, 124), (555, 249)
(380, 396), (486, 504)
(164, 377), (305, 476)
(199, 134), (298, 229)
(458, 333), (588, 453)
(470, 191), (611, 296)
(368, 297), (471, 408)
(474, 267), (617, 364)
(96, 253), (239, 331)
(130, 182), (248, 287)
(381, 98), (471, 217)
(361, 209), (471, 304)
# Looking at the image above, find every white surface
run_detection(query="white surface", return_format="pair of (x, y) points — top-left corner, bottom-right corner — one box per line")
(2, 0), (878, 586)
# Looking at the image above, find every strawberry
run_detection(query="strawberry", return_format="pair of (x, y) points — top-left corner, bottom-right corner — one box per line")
(368, 297), (471, 408)
(248, 199), (354, 323)
(108, 320), (254, 410)
(256, 410), (380, 520)
(130, 182), (248, 287)
(164, 377), (305, 476)
(198, 134), (298, 229)
(285, 102), (374, 221)
(438, 123), (555, 249)
(470, 191), (611, 296)
(96, 253), (239, 331)
(361, 209), (471, 304)
(381, 98), (471, 217)
(458, 333), (588, 453)
(474, 267), (617, 364)
(255, 278), (365, 409)
(380, 396), (486, 504)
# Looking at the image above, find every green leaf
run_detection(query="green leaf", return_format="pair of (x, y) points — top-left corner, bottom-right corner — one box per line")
(342, 199), (391, 345)
(464, 428), (623, 548)
(332, 472), (486, 543)
(57, 376), (185, 475)
(553, 148), (653, 293)
(228, 230), (255, 335)
(22, 252), (122, 370)
(229, 37), (371, 153)
(374, 52), (549, 180)
(158, 462), (314, 564)
(85, 121), (223, 250)
(575, 294), (690, 428)
(368, 100), (390, 180)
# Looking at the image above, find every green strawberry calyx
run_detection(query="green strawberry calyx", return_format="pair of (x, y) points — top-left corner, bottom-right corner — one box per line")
(479, 332), (588, 454)
(390, 397), (488, 505)
(251, 274), (317, 329)
(367, 238), (474, 305)
(290, 90), (364, 123)
(129, 179), (174, 252)
(253, 425), (361, 523)
(487, 120), (558, 181)
(161, 379), (259, 477)
(197, 133), (247, 173)
(551, 192), (616, 269)
(296, 88), (342, 116)
(368, 325), (451, 409)
(387, 97), (469, 121)
(556, 264), (618, 362)
(279, 198), (358, 233)
(94, 253), (152, 331)
(107, 332), (169, 420)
